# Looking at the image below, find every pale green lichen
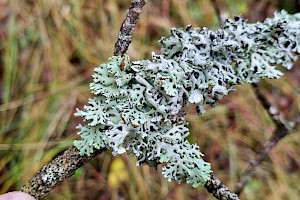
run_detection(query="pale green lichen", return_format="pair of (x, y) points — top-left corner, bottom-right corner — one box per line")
(74, 11), (300, 187)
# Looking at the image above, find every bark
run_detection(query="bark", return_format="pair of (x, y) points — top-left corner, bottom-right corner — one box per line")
(20, 0), (147, 199)
(21, 147), (106, 199)
(205, 174), (240, 200)
(113, 0), (147, 56)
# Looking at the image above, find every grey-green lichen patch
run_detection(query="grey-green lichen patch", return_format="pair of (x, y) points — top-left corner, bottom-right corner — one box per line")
(74, 10), (300, 188)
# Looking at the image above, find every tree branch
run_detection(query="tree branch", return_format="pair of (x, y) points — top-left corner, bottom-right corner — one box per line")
(210, 0), (228, 25)
(21, 147), (106, 199)
(20, 2), (285, 200)
(205, 174), (240, 200)
(20, 1), (147, 199)
(210, 0), (297, 196)
(234, 124), (290, 195)
(234, 83), (296, 195)
(113, 0), (147, 56)
(251, 83), (286, 127)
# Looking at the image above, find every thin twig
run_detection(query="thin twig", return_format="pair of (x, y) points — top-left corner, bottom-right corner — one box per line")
(205, 174), (240, 200)
(20, 1), (147, 199)
(211, 0), (296, 194)
(234, 124), (289, 195)
(113, 0), (147, 56)
(210, 0), (227, 25)
(234, 83), (296, 195)
(251, 83), (285, 127)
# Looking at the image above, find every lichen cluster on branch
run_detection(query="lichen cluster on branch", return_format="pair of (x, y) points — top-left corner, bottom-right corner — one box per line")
(74, 10), (300, 187)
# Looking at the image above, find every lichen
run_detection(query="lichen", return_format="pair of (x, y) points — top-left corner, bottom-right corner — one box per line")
(74, 10), (300, 187)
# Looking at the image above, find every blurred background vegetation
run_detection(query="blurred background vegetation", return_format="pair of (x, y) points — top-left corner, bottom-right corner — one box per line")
(0, 0), (299, 199)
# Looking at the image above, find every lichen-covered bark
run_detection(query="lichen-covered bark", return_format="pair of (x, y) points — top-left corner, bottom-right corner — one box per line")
(205, 174), (240, 200)
(113, 0), (147, 56)
(20, 1), (147, 199)
(21, 146), (106, 199)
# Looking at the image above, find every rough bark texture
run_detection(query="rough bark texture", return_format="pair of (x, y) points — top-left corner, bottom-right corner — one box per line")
(113, 0), (147, 56)
(205, 174), (240, 200)
(20, 147), (106, 199)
